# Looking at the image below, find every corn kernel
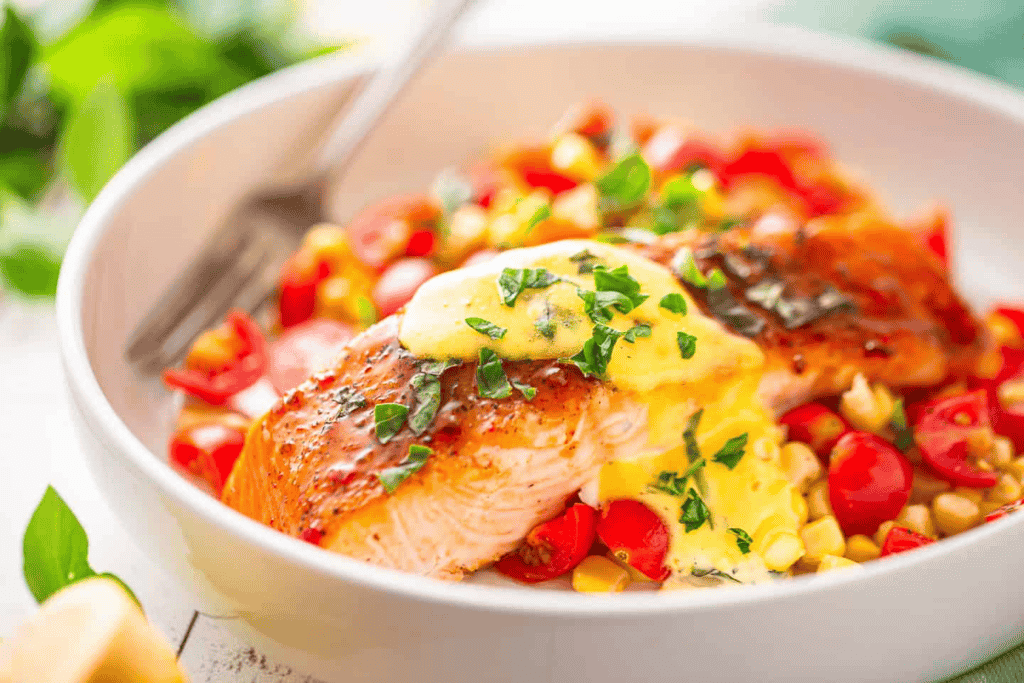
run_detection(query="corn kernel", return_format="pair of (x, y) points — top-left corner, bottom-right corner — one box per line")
(980, 500), (1005, 516)
(780, 442), (823, 493)
(699, 186), (726, 220)
(302, 223), (351, 267)
(792, 488), (809, 526)
(817, 555), (859, 572)
(894, 504), (936, 539)
(175, 402), (251, 433)
(550, 133), (603, 182)
(435, 204), (488, 263)
(800, 516), (846, 564)
(486, 189), (553, 247)
(840, 374), (890, 433)
(845, 534), (881, 563)
(1007, 457), (1024, 482)
(952, 487), (983, 504)
(758, 530), (805, 571)
(185, 326), (244, 373)
(572, 555), (630, 593)
(999, 381), (1024, 409)
(932, 493), (981, 536)
(910, 469), (951, 505)
(990, 436), (1015, 469)
(806, 479), (833, 520)
(551, 184), (600, 234)
(988, 473), (1023, 505)
(874, 520), (896, 547)
(316, 273), (374, 324)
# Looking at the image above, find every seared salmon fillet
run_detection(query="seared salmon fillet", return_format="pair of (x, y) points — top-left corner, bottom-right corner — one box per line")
(222, 219), (987, 579)
(223, 316), (648, 578)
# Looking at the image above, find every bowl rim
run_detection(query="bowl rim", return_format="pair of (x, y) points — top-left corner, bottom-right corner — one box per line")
(56, 23), (1024, 617)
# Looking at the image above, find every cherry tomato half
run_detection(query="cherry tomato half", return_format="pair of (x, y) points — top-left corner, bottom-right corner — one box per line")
(278, 250), (330, 328)
(828, 431), (913, 536)
(718, 148), (800, 191)
(372, 257), (438, 317)
(779, 403), (850, 459)
(347, 194), (437, 270)
(495, 503), (597, 583)
(879, 526), (934, 557)
(169, 423), (246, 493)
(163, 310), (269, 405)
(596, 499), (671, 581)
(561, 99), (615, 146)
(914, 391), (999, 488)
(642, 127), (726, 175)
(267, 318), (355, 394)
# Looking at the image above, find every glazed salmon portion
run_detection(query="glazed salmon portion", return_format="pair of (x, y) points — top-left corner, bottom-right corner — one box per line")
(636, 214), (989, 412)
(222, 316), (647, 578)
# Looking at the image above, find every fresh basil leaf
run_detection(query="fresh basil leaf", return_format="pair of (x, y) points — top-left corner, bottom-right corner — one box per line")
(623, 323), (651, 343)
(596, 150), (650, 211)
(465, 317), (507, 340)
(659, 293), (687, 315)
(568, 249), (600, 274)
(534, 305), (557, 340)
(676, 331), (697, 359)
(672, 247), (708, 288)
(577, 288), (628, 324)
(497, 267), (560, 306)
(23, 487), (94, 604)
(355, 295), (377, 326)
(890, 398), (914, 452)
(691, 567), (741, 583)
(476, 348), (512, 399)
(592, 264), (649, 312)
(712, 433), (748, 470)
(660, 174), (702, 210)
(373, 403), (408, 443)
(408, 374), (441, 436)
(511, 379), (537, 400)
(680, 488), (711, 532)
(419, 359), (459, 376)
(682, 408), (708, 496)
(707, 268), (727, 290)
(651, 470), (688, 497)
(61, 79), (134, 201)
(0, 7), (35, 123)
(728, 528), (753, 554)
(564, 323), (622, 378)
(527, 202), (551, 229)
(0, 243), (61, 297)
(377, 444), (433, 494)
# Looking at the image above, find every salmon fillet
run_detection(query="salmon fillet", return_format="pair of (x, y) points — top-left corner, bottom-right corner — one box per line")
(222, 218), (988, 578)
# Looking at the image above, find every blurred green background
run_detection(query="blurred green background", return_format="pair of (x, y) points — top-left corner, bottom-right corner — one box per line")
(0, 0), (1021, 301)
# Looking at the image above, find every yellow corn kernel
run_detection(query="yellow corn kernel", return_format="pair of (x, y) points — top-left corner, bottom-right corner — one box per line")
(185, 326), (244, 373)
(806, 479), (833, 520)
(980, 500), (1005, 516)
(316, 273), (374, 324)
(817, 555), (859, 572)
(780, 442), (823, 493)
(999, 380), (1024, 409)
(952, 487), (984, 504)
(175, 402), (250, 433)
(486, 190), (553, 248)
(990, 436), (1015, 469)
(894, 504), (936, 539)
(987, 311), (1024, 348)
(572, 555), (630, 593)
(550, 133), (603, 182)
(551, 183), (600, 234)
(434, 204), (488, 264)
(699, 186), (726, 221)
(792, 488), (809, 526)
(910, 469), (951, 505)
(988, 473), (1023, 505)
(302, 223), (352, 268)
(874, 520), (896, 548)
(800, 516), (846, 565)
(932, 493), (981, 536)
(845, 535), (881, 563)
(757, 530), (805, 572)
(840, 374), (891, 433)
(1007, 456), (1024, 482)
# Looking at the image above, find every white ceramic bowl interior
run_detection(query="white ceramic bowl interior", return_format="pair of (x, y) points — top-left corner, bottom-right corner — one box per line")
(58, 26), (1024, 683)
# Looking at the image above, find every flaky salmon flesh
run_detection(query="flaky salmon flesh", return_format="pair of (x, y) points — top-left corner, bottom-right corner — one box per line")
(221, 217), (989, 579)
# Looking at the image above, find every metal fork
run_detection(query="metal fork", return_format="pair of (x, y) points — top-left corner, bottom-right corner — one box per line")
(125, 0), (477, 373)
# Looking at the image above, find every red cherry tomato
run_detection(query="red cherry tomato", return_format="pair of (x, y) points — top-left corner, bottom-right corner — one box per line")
(405, 229), (436, 257)
(595, 499), (670, 581)
(169, 423), (246, 493)
(521, 168), (578, 195)
(779, 403), (850, 459)
(828, 431), (913, 536)
(914, 391), (999, 488)
(300, 527), (324, 546)
(278, 251), (330, 328)
(267, 318), (355, 394)
(347, 195), (437, 270)
(800, 182), (848, 217)
(494, 504), (597, 583)
(566, 99), (615, 141)
(469, 161), (501, 208)
(372, 258), (438, 317)
(163, 310), (268, 405)
(879, 526), (934, 557)
(642, 127), (726, 175)
(995, 306), (1024, 341)
(985, 498), (1024, 523)
(718, 148), (800, 191)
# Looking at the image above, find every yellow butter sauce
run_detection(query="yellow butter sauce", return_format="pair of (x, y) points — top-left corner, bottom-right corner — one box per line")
(399, 239), (803, 585)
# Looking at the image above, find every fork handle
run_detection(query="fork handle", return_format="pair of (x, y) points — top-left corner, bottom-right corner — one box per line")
(310, 0), (478, 185)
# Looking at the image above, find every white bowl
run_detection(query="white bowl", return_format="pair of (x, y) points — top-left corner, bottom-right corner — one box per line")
(56, 24), (1024, 683)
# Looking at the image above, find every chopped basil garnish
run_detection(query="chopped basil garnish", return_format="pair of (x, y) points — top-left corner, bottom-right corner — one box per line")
(728, 528), (753, 554)
(377, 444), (433, 494)
(419, 359), (460, 376)
(511, 379), (537, 400)
(712, 433), (748, 470)
(534, 304), (557, 339)
(593, 264), (650, 311)
(707, 268), (727, 290)
(651, 470), (689, 497)
(623, 323), (652, 343)
(564, 323), (622, 378)
(680, 488), (711, 532)
(745, 279), (785, 310)
(595, 150), (651, 211)
(408, 374), (441, 435)
(476, 348), (512, 399)
(374, 403), (408, 443)
(465, 317), (507, 340)
(569, 249), (601, 274)
(498, 267), (561, 306)
(659, 293), (687, 315)
(672, 247), (708, 288)
(355, 295), (378, 326)
(707, 286), (766, 338)
(577, 289), (631, 324)
(677, 331), (697, 359)
(890, 398), (914, 452)
(683, 409), (708, 495)
(660, 174), (702, 210)
(691, 567), (741, 583)
(527, 202), (551, 229)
